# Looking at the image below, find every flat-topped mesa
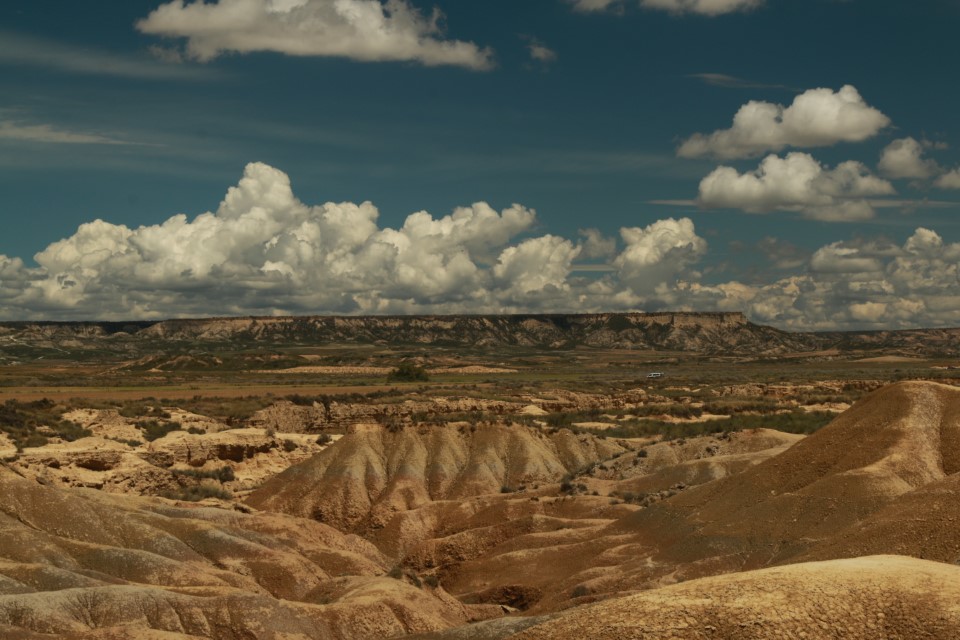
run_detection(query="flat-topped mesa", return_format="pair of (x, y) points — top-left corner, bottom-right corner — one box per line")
(2, 311), (808, 355)
(625, 311), (749, 329)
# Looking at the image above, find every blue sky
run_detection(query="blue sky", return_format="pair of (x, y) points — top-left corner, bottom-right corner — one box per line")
(2, 0), (960, 328)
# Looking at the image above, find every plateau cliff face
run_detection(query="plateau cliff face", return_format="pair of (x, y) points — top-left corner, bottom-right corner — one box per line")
(4, 311), (960, 357)
(0, 312), (813, 356)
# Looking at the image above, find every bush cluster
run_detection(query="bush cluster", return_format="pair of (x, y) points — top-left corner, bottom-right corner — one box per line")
(387, 362), (429, 382)
(138, 419), (182, 442)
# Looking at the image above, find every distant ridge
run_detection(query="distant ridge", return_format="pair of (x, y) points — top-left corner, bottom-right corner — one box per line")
(3, 311), (960, 357)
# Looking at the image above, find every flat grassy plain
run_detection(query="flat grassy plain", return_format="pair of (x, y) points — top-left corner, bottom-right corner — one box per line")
(2, 343), (958, 409)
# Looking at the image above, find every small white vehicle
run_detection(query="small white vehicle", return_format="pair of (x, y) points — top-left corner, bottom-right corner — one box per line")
(646, 372), (664, 379)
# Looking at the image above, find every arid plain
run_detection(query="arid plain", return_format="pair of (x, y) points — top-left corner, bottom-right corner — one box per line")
(1, 313), (960, 639)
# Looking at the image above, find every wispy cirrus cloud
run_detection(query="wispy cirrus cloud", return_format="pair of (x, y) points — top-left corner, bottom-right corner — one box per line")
(687, 73), (795, 91)
(569, 0), (763, 16)
(0, 119), (128, 145)
(0, 31), (213, 80)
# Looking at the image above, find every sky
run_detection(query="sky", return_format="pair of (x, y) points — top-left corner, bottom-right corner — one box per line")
(2, 0), (960, 329)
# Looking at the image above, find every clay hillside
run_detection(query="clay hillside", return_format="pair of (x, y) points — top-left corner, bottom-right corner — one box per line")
(6, 312), (960, 357)
(3, 381), (960, 637)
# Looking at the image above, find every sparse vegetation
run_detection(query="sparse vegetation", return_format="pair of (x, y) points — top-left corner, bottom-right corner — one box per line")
(0, 399), (92, 451)
(171, 466), (235, 483)
(161, 484), (232, 502)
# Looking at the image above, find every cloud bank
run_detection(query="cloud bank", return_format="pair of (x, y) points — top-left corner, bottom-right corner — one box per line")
(1, 163), (956, 330)
(0, 163), (704, 319)
(678, 86), (890, 159)
(136, 0), (494, 70)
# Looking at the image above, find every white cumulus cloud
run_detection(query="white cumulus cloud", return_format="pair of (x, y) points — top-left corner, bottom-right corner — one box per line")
(935, 169), (960, 190)
(678, 85), (890, 159)
(7, 162), (960, 331)
(878, 137), (942, 180)
(136, 0), (494, 70)
(614, 218), (706, 292)
(493, 235), (581, 301)
(697, 152), (895, 221)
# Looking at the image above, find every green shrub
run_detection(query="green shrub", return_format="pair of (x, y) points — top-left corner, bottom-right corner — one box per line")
(139, 420), (182, 441)
(387, 362), (429, 382)
(546, 413), (574, 428)
(172, 466), (235, 483)
(571, 585), (591, 599)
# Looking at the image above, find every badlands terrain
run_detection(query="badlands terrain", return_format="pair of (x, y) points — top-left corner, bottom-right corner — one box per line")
(1, 313), (960, 638)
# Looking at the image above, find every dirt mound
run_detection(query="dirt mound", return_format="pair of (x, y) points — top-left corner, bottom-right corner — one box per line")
(246, 423), (626, 534)
(507, 556), (960, 639)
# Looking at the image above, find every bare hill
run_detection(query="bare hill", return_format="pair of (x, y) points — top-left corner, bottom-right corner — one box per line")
(0, 465), (486, 638)
(437, 381), (960, 611)
(246, 423), (626, 536)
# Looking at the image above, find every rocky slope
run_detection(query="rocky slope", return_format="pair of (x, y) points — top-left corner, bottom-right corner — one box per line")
(435, 381), (960, 613)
